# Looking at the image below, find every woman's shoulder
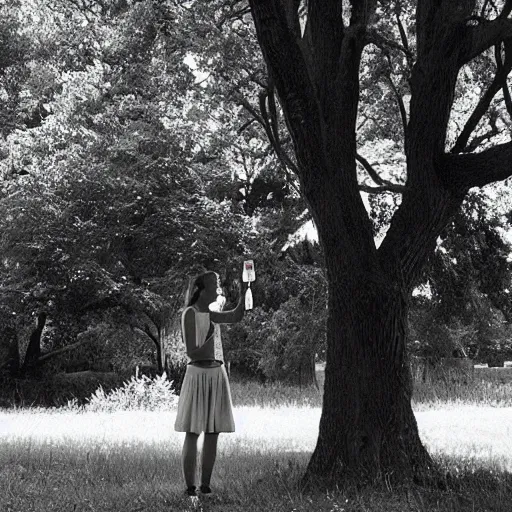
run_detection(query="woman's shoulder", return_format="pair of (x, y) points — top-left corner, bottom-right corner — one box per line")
(182, 306), (195, 318)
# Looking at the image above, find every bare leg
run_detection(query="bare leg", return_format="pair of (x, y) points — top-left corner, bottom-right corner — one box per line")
(201, 433), (219, 487)
(182, 432), (199, 488)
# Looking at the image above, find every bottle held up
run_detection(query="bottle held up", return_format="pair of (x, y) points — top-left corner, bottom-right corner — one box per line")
(242, 260), (255, 310)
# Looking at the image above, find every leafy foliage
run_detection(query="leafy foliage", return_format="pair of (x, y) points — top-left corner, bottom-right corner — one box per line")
(411, 188), (512, 363)
(86, 372), (179, 412)
(224, 253), (327, 382)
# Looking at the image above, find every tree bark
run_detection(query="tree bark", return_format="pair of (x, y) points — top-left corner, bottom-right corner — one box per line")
(36, 334), (96, 363)
(0, 325), (20, 377)
(303, 270), (435, 488)
(247, 0), (512, 490)
(22, 312), (47, 374)
(289, 349), (317, 388)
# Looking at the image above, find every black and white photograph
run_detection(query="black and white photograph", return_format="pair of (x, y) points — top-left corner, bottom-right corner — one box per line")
(1, 1), (512, 511)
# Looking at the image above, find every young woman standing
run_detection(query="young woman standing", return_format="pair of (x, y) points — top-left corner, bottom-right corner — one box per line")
(174, 271), (245, 497)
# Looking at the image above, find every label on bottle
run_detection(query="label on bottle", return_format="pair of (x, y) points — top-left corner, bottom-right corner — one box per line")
(242, 260), (255, 282)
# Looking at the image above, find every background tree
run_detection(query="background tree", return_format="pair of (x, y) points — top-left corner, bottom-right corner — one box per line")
(0, 0), (252, 378)
(0, 0), (326, 390)
(411, 188), (512, 364)
(245, 0), (512, 488)
(224, 248), (327, 385)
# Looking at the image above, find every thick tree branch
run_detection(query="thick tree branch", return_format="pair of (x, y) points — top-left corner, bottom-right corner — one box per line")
(306, 1), (345, 108)
(461, 18), (512, 65)
(37, 336), (95, 364)
(395, 3), (414, 71)
(356, 153), (407, 193)
(442, 141), (512, 189)
(350, 0), (378, 27)
(452, 41), (512, 153)
(280, 0), (301, 37)
(503, 81), (512, 117)
(501, 0), (512, 19)
(249, 0), (325, 186)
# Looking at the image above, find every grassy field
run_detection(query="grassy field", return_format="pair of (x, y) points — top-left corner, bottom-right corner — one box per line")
(1, 398), (512, 512)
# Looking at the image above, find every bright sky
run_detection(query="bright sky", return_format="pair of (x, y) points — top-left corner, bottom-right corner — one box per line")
(183, 53), (210, 85)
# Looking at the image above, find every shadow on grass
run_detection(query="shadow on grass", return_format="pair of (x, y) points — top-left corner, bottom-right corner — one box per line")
(1, 438), (511, 511)
(217, 452), (512, 512)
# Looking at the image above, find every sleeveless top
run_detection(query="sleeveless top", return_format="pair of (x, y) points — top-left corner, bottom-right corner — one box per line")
(181, 306), (224, 366)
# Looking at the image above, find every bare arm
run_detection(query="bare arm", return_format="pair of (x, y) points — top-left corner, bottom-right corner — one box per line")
(210, 283), (245, 324)
(210, 300), (244, 324)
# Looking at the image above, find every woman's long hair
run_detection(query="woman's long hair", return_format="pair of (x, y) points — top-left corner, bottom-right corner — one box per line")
(183, 271), (218, 308)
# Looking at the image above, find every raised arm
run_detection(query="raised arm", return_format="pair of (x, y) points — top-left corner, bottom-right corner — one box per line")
(210, 281), (245, 324)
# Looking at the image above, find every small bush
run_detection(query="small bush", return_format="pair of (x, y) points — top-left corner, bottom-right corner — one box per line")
(85, 373), (179, 412)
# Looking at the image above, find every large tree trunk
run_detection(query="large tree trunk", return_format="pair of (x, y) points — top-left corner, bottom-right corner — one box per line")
(0, 325), (20, 377)
(248, 0), (512, 490)
(286, 349), (318, 388)
(298, 350), (318, 389)
(301, 176), (466, 487)
(304, 274), (432, 487)
(22, 312), (47, 375)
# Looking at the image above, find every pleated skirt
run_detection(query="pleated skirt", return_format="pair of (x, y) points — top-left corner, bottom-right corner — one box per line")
(174, 364), (235, 434)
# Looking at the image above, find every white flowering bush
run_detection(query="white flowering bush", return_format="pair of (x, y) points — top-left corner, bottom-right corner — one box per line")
(85, 373), (179, 412)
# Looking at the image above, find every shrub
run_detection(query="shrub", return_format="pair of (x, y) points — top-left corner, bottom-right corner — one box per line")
(85, 373), (179, 412)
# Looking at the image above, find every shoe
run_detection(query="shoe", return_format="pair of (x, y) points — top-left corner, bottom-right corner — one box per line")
(185, 486), (197, 496)
(199, 484), (212, 494)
